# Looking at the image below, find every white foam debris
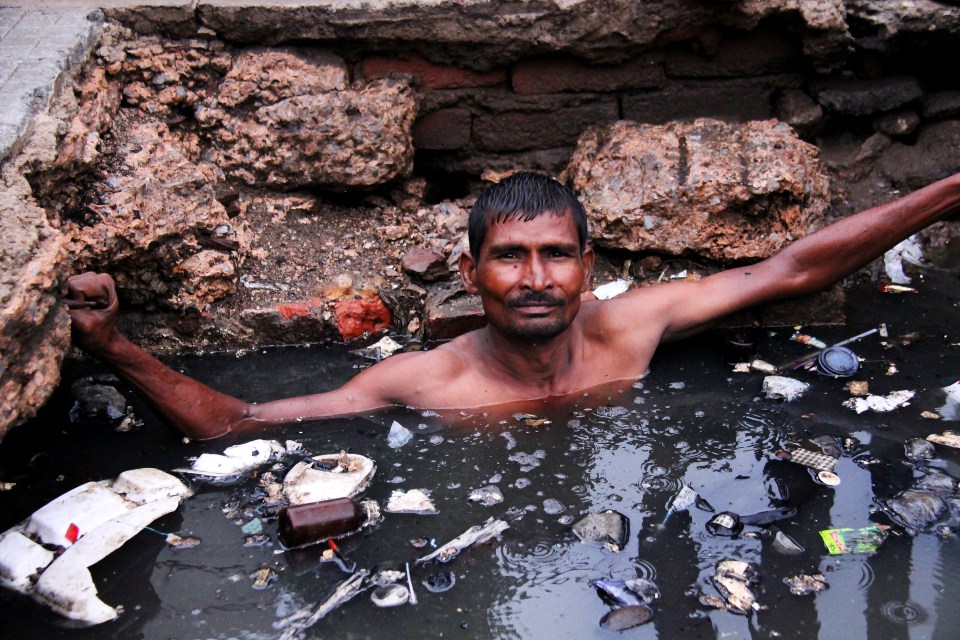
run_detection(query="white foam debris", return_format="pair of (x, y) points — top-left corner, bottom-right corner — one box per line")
(387, 421), (413, 448)
(593, 279), (631, 300)
(283, 453), (376, 506)
(0, 469), (188, 625)
(843, 389), (915, 414)
(385, 488), (438, 515)
(762, 376), (810, 402)
(177, 439), (286, 477)
(883, 235), (925, 285)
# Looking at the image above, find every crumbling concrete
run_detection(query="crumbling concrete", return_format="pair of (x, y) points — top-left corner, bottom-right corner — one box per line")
(1, 0), (960, 440)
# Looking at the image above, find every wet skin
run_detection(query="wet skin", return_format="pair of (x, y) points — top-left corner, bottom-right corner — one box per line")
(66, 173), (960, 439)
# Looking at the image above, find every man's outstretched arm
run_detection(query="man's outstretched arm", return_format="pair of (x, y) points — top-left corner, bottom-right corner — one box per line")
(625, 172), (960, 342)
(66, 273), (397, 439)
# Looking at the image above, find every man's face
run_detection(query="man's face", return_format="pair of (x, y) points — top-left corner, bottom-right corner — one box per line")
(460, 211), (594, 341)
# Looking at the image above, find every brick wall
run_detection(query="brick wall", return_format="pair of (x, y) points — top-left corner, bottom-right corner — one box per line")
(354, 26), (807, 176)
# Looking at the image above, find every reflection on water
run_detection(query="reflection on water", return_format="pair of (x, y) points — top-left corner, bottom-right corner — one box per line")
(0, 273), (958, 639)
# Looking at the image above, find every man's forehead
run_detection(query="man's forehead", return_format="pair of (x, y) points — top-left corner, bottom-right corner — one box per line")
(482, 210), (580, 244)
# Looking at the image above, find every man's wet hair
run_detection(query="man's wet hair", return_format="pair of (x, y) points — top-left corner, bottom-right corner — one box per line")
(468, 172), (589, 259)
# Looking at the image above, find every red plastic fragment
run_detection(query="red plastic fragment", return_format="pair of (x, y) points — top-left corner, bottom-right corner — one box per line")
(65, 522), (80, 543)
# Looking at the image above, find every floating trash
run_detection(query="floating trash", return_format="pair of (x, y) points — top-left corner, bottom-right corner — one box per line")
(817, 346), (860, 377)
(166, 534), (201, 548)
(883, 490), (949, 532)
(784, 573), (828, 596)
(594, 580), (643, 607)
(241, 518), (263, 535)
(845, 380), (870, 396)
(594, 578), (660, 607)
(0, 468), (189, 625)
(416, 518), (510, 564)
(388, 421), (414, 448)
(843, 390), (915, 414)
(422, 570), (456, 593)
(370, 583), (409, 607)
(277, 497), (381, 548)
(791, 333), (828, 349)
(176, 439), (286, 478)
(352, 336), (403, 361)
(818, 471), (841, 486)
(282, 452), (376, 506)
(778, 441), (839, 473)
(762, 376), (809, 402)
(243, 534), (270, 547)
(712, 560), (759, 615)
(878, 284), (918, 294)
(250, 567), (278, 590)
(706, 512), (743, 537)
(905, 438), (936, 462)
(750, 359), (777, 374)
(571, 511), (630, 551)
(69, 378), (129, 423)
(275, 569), (369, 639)
(599, 603), (653, 630)
(468, 485), (504, 507)
(409, 538), (430, 548)
(820, 525), (890, 555)
(772, 529), (804, 555)
(740, 507), (797, 527)
(385, 489), (438, 515)
(543, 498), (566, 515)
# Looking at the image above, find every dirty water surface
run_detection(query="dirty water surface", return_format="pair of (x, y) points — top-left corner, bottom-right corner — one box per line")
(1, 271), (959, 639)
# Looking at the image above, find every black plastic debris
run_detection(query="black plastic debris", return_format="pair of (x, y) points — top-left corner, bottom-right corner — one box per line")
(817, 346), (860, 377)
(599, 604), (653, 631)
(706, 512), (743, 537)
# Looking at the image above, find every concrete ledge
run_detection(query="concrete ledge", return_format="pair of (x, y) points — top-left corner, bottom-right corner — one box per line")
(0, 6), (103, 162)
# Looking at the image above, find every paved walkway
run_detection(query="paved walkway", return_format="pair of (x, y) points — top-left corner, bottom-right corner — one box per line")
(0, 4), (104, 161)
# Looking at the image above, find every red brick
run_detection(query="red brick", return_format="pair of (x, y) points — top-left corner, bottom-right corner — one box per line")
(473, 101), (618, 152)
(334, 296), (392, 341)
(358, 54), (506, 89)
(412, 108), (471, 150)
(512, 55), (662, 94)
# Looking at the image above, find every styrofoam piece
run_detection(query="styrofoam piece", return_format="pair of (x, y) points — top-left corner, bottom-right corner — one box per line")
(112, 468), (190, 505)
(593, 279), (631, 300)
(0, 468), (189, 626)
(762, 376), (810, 402)
(33, 497), (180, 625)
(0, 531), (55, 590)
(24, 482), (132, 547)
(283, 454), (376, 506)
(177, 439), (285, 477)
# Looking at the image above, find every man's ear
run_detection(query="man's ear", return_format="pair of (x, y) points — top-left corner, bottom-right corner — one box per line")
(580, 246), (595, 293)
(459, 252), (480, 294)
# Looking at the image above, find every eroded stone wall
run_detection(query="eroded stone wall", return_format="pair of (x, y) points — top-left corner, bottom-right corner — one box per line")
(3, 0), (960, 438)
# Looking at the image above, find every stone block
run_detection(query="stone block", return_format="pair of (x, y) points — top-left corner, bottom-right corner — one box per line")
(665, 28), (801, 78)
(413, 107), (471, 150)
(334, 296), (393, 341)
(425, 286), (485, 341)
(358, 54), (506, 89)
(473, 100), (618, 152)
(512, 55), (662, 94)
(922, 91), (960, 120)
(209, 78), (416, 189)
(813, 76), (922, 116)
(622, 76), (800, 124)
(878, 120), (960, 189)
(563, 118), (830, 262)
(775, 89), (823, 134)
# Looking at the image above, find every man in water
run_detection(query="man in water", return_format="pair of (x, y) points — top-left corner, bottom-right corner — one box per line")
(67, 171), (960, 440)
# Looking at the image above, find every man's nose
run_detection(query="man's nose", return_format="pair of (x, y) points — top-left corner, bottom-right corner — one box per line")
(522, 255), (551, 290)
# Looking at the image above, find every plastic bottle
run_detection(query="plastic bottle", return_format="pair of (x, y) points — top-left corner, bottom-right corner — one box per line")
(277, 497), (380, 548)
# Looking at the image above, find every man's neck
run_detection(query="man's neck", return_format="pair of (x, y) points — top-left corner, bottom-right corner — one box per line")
(475, 324), (583, 396)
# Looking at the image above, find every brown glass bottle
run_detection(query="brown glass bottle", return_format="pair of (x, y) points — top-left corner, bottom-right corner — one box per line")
(277, 497), (380, 548)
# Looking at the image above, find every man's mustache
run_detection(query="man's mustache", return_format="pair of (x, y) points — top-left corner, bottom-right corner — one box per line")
(507, 292), (565, 307)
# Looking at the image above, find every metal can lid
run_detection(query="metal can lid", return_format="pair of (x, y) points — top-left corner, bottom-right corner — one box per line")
(817, 346), (859, 377)
(818, 470), (841, 486)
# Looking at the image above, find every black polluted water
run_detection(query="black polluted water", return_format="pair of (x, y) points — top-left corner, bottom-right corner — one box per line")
(0, 270), (958, 639)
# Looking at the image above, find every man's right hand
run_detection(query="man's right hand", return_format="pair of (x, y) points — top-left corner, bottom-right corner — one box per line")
(66, 272), (120, 354)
